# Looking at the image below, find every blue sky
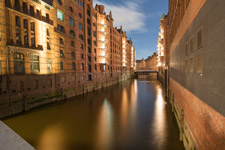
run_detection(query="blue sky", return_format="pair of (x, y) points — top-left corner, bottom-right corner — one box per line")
(93, 0), (168, 60)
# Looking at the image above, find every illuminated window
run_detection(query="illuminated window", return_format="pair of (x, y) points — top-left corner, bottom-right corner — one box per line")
(30, 54), (39, 72)
(13, 53), (25, 75)
(57, 9), (63, 21)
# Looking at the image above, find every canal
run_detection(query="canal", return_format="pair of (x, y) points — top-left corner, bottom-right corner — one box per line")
(3, 78), (184, 150)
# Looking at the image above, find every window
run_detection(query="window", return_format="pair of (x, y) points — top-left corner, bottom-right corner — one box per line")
(185, 43), (188, 56)
(81, 63), (84, 72)
(81, 54), (84, 59)
(72, 62), (75, 71)
(79, 13), (82, 18)
(70, 30), (75, 37)
(14, 53), (25, 75)
(60, 38), (64, 45)
(57, 9), (63, 21)
(80, 44), (83, 50)
(16, 16), (20, 27)
(69, 6), (73, 13)
(79, 23), (83, 30)
(36, 10), (40, 18)
(16, 30), (21, 44)
(46, 13), (49, 22)
(189, 37), (194, 53)
(88, 75), (92, 81)
(46, 28), (49, 36)
(71, 41), (75, 47)
(30, 6), (34, 16)
(30, 54), (39, 72)
(95, 64), (97, 71)
(31, 37), (35, 47)
(79, 34), (83, 40)
(60, 62), (64, 70)
(88, 65), (91, 72)
(190, 57), (194, 72)
(30, 22), (35, 31)
(15, 0), (20, 10)
(197, 28), (203, 49)
(57, 25), (65, 33)
(60, 50), (64, 58)
(57, 0), (62, 5)
(47, 42), (51, 50)
(197, 53), (203, 73)
(23, 2), (27, 13)
(24, 35), (28, 45)
(71, 52), (75, 59)
(185, 59), (188, 72)
(23, 19), (28, 29)
(69, 17), (74, 26)
(47, 61), (52, 72)
(93, 31), (96, 37)
(88, 56), (91, 62)
(5, 0), (11, 7)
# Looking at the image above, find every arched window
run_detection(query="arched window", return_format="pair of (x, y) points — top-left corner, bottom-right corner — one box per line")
(30, 54), (39, 72)
(14, 52), (25, 74)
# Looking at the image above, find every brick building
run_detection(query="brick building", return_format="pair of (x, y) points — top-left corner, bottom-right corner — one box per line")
(0, 0), (136, 118)
(165, 0), (225, 149)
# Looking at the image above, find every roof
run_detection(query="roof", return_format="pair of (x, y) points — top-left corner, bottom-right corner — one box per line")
(43, 0), (53, 6)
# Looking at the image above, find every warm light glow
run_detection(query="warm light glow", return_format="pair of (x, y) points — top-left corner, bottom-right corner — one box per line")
(151, 85), (167, 148)
(96, 99), (113, 149)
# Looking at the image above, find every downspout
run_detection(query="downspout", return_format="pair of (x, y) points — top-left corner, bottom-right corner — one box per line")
(6, 45), (11, 106)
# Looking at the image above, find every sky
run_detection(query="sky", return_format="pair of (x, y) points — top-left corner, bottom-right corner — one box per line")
(93, 0), (168, 60)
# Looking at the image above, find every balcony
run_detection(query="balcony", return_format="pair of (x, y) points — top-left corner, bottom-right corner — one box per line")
(6, 5), (54, 26)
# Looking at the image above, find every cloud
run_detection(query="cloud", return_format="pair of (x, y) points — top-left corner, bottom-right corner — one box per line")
(93, 0), (147, 33)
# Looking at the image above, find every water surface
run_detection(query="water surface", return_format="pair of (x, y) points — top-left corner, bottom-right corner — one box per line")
(3, 79), (184, 150)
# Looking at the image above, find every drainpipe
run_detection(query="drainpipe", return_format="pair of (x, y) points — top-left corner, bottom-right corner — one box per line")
(6, 45), (11, 106)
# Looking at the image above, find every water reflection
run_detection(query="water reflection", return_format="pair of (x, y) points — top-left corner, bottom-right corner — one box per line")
(152, 85), (167, 149)
(96, 99), (113, 149)
(38, 125), (67, 150)
(3, 79), (184, 150)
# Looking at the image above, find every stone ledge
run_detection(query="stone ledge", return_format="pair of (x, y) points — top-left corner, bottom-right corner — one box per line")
(0, 121), (34, 150)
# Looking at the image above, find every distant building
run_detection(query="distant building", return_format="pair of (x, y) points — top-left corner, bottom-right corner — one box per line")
(136, 53), (157, 71)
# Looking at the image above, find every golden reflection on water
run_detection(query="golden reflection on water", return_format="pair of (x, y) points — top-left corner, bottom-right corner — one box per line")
(96, 99), (113, 149)
(37, 124), (67, 150)
(152, 85), (167, 148)
(130, 80), (138, 124)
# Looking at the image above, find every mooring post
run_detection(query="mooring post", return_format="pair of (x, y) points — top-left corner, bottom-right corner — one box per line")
(180, 109), (184, 141)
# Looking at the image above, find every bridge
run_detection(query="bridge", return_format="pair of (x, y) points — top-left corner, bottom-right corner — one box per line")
(134, 70), (158, 75)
